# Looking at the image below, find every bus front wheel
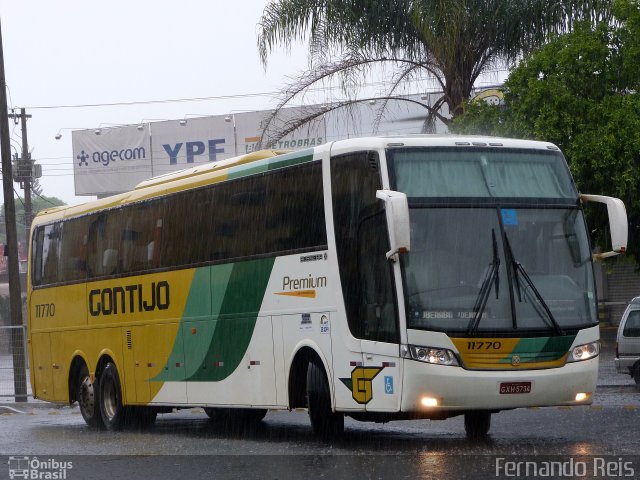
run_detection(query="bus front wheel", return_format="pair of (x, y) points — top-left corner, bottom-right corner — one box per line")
(306, 360), (344, 439)
(77, 366), (103, 429)
(99, 362), (127, 431)
(464, 411), (491, 439)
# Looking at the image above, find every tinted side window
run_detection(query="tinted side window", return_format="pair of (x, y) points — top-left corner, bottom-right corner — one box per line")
(161, 161), (326, 267)
(331, 151), (397, 342)
(623, 310), (640, 337)
(264, 162), (326, 254)
(86, 210), (123, 278)
(60, 216), (91, 282)
(31, 161), (326, 285)
(41, 223), (63, 285)
(161, 188), (212, 268)
(32, 227), (45, 286)
(120, 202), (164, 273)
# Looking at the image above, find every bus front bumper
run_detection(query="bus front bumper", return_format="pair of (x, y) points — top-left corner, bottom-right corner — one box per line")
(401, 357), (598, 412)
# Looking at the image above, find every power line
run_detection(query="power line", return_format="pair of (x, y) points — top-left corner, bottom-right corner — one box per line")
(24, 91), (281, 110)
(20, 70), (511, 111)
(31, 188), (62, 207)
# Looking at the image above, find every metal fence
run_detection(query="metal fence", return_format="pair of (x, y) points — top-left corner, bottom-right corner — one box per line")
(0, 325), (30, 399)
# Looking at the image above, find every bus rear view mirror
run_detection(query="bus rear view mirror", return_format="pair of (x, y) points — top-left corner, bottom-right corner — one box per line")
(376, 190), (410, 260)
(580, 194), (628, 260)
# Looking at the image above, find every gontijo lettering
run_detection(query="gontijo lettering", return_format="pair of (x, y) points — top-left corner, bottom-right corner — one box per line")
(89, 281), (170, 316)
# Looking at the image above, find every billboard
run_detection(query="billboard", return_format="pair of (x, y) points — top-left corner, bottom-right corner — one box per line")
(72, 125), (152, 196)
(234, 108), (326, 154)
(149, 116), (236, 177)
(71, 93), (450, 196)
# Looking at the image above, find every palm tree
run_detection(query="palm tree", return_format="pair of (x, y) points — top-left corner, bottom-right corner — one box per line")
(257, 0), (612, 143)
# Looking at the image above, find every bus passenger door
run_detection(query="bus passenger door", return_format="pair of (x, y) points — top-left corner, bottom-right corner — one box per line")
(329, 148), (401, 411)
(358, 212), (402, 412)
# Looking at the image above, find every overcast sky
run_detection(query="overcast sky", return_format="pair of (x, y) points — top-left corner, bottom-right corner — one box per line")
(1, 0), (312, 206)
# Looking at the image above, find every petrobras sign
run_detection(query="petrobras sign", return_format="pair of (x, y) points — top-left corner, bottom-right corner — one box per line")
(72, 125), (152, 195)
(150, 116), (236, 178)
(234, 108), (326, 154)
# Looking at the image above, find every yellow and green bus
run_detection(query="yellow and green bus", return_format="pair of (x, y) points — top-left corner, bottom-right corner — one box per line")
(27, 136), (627, 438)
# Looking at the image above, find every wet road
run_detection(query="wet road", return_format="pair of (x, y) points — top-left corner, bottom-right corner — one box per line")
(1, 386), (639, 479)
(0, 327), (638, 479)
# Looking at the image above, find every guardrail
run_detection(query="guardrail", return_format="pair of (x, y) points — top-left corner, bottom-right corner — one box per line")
(0, 325), (30, 399)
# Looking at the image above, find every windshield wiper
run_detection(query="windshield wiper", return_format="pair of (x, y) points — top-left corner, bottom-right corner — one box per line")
(467, 229), (500, 335)
(503, 233), (565, 336)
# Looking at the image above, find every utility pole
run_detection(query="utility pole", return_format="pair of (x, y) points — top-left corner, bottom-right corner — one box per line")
(0, 21), (28, 402)
(8, 108), (33, 239)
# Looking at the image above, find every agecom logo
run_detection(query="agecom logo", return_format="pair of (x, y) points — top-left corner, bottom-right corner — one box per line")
(76, 146), (147, 167)
(7, 456), (73, 479)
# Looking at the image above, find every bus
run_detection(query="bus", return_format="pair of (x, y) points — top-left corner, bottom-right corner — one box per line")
(27, 136), (627, 439)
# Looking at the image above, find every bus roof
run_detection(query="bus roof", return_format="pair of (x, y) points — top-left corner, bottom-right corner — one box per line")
(328, 135), (560, 154)
(31, 148), (309, 225)
(32, 135), (561, 226)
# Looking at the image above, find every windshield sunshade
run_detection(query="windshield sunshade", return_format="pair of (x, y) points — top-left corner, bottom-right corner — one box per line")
(389, 148), (577, 199)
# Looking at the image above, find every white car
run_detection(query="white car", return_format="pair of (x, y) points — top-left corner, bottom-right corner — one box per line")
(615, 296), (640, 384)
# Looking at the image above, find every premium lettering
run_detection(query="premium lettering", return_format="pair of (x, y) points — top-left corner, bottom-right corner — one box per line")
(89, 281), (170, 316)
(282, 274), (327, 291)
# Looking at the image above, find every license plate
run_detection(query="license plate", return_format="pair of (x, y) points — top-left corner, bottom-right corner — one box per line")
(499, 382), (532, 394)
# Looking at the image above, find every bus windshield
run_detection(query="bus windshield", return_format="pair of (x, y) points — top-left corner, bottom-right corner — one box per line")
(387, 147), (596, 334)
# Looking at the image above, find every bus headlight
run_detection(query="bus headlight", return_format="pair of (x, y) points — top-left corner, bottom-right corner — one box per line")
(568, 341), (600, 362)
(402, 345), (459, 366)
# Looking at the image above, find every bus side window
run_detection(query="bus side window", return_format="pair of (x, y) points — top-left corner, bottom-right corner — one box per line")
(41, 223), (63, 285)
(120, 202), (164, 273)
(32, 227), (45, 286)
(86, 215), (105, 277)
(60, 216), (90, 282)
(86, 212), (122, 277)
(358, 211), (397, 342)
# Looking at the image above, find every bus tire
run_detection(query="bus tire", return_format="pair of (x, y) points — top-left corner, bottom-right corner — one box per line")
(306, 360), (344, 439)
(98, 362), (128, 431)
(464, 411), (491, 439)
(77, 366), (104, 429)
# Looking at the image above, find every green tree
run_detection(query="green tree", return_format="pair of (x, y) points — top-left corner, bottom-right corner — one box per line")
(453, 0), (640, 259)
(0, 195), (65, 244)
(257, 0), (612, 143)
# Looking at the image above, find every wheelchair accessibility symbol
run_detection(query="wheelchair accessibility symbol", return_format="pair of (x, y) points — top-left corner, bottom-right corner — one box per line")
(384, 376), (394, 394)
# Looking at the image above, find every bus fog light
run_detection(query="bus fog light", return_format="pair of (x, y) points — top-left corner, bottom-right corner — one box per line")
(575, 392), (590, 402)
(421, 397), (439, 407)
(405, 345), (459, 366)
(568, 341), (600, 362)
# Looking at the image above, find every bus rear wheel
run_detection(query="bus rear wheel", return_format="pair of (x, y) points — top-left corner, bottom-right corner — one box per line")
(77, 366), (103, 429)
(306, 360), (344, 439)
(99, 362), (128, 431)
(464, 411), (491, 439)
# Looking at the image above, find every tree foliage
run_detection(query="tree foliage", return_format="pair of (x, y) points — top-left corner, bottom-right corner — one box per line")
(453, 0), (640, 260)
(0, 196), (65, 244)
(257, 0), (613, 144)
